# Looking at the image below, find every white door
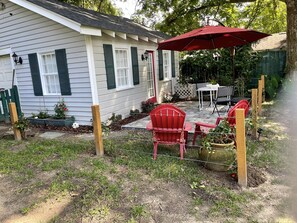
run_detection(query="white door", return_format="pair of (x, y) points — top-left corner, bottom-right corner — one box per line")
(146, 51), (156, 102)
(0, 55), (13, 90)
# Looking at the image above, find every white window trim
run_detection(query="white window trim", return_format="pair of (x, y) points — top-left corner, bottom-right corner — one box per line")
(113, 45), (134, 91)
(163, 50), (172, 81)
(38, 51), (61, 96)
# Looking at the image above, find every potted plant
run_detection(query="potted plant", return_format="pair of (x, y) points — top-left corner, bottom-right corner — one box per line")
(199, 120), (236, 171)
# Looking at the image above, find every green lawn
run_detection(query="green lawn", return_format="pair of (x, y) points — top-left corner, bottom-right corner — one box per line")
(0, 103), (293, 222)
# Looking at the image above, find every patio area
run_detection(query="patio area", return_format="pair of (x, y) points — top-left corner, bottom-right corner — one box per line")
(122, 101), (229, 133)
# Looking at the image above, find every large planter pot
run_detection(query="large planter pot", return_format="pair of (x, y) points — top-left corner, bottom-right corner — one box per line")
(199, 141), (235, 172)
(28, 117), (46, 126)
(45, 118), (74, 127)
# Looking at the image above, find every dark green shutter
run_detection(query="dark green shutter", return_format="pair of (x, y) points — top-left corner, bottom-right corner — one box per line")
(131, 47), (139, 85)
(171, 51), (176, 78)
(28, 53), (43, 96)
(158, 50), (164, 80)
(55, 49), (71, 95)
(103, 44), (116, 89)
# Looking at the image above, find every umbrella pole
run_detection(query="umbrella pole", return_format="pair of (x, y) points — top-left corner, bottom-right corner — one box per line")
(230, 47), (235, 84)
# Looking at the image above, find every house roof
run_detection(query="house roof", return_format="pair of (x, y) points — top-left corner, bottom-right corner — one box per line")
(252, 32), (286, 51)
(21, 0), (170, 42)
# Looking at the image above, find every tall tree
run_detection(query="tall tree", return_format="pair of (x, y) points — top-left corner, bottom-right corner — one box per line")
(58, 0), (122, 15)
(135, 0), (297, 75)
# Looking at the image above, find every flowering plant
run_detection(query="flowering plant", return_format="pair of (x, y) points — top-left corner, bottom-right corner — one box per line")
(54, 99), (68, 119)
(72, 122), (79, 129)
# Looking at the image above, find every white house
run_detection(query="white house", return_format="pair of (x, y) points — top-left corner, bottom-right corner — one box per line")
(0, 0), (178, 125)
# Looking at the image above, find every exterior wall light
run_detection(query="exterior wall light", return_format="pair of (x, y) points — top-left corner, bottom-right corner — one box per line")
(141, 50), (149, 61)
(12, 52), (23, 65)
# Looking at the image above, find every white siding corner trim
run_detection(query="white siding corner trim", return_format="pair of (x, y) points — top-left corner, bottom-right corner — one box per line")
(85, 36), (98, 104)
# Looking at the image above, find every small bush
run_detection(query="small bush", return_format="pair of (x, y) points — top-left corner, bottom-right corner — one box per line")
(130, 109), (140, 116)
(141, 100), (155, 113)
(37, 110), (50, 119)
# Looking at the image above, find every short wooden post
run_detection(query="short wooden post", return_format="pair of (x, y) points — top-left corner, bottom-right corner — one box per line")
(92, 105), (104, 156)
(261, 75), (265, 102)
(9, 102), (22, 141)
(236, 109), (247, 187)
(257, 79), (263, 114)
(251, 89), (258, 139)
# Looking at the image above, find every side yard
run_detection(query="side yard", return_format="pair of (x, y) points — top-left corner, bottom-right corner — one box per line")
(0, 102), (295, 223)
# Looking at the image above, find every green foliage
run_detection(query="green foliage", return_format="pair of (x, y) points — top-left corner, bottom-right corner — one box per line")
(265, 74), (282, 99)
(179, 45), (261, 93)
(57, 0), (122, 16)
(108, 113), (122, 123)
(130, 204), (147, 219)
(130, 109), (140, 116)
(14, 114), (29, 132)
(33, 110), (50, 119)
(202, 120), (234, 150)
(54, 99), (68, 119)
(141, 100), (155, 113)
(135, 0), (286, 36)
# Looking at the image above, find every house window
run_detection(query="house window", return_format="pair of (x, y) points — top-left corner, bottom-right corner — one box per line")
(39, 52), (61, 95)
(114, 48), (132, 89)
(163, 51), (171, 80)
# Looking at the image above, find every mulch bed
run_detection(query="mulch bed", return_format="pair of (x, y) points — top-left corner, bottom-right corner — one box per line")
(109, 113), (148, 131)
(29, 113), (149, 133)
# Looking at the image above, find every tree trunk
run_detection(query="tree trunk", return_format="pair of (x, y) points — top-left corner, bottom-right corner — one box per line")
(286, 0), (297, 77)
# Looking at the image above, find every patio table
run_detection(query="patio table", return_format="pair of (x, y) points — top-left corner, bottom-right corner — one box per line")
(197, 86), (219, 109)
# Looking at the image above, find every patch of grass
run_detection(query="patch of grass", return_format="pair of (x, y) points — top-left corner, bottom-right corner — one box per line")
(21, 203), (37, 215)
(0, 139), (92, 177)
(130, 204), (147, 219)
(247, 138), (289, 171)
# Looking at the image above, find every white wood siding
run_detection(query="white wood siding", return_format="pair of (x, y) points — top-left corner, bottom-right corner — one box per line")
(92, 35), (178, 122)
(0, 1), (93, 125)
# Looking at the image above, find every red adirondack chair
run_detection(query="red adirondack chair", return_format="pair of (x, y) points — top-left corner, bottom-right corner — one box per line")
(146, 104), (192, 160)
(192, 100), (250, 145)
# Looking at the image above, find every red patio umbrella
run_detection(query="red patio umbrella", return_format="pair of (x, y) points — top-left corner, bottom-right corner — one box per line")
(157, 25), (269, 83)
(157, 25), (269, 51)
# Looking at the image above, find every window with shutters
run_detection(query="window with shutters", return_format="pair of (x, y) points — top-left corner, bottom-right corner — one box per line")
(39, 52), (61, 95)
(163, 51), (171, 80)
(114, 48), (133, 90)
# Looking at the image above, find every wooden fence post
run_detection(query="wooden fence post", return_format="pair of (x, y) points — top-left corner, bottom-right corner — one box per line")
(258, 79), (263, 114)
(9, 102), (22, 141)
(236, 108), (247, 187)
(252, 89), (258, 139)
(261, 75), (265, 102)
(92, 105), (104, 156)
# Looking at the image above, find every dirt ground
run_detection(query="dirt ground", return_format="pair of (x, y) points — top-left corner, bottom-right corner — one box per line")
(0, 107), (295, 223)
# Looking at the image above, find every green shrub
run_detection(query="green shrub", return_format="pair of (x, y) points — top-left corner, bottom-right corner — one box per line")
(141, 100), (155, 113)
(265, 74), (282, 99)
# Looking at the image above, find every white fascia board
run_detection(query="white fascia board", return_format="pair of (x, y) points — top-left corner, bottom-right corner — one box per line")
(149, 38), (158, 43)
(127, 34), (138, 41)
(9, 0), (81, 32)
(80, 26), (102, 36)
(0, 48), (12, 55)
(116, 32), (126, 40)
(102, 29), (115, 38)
(139, 36), (149, 42)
